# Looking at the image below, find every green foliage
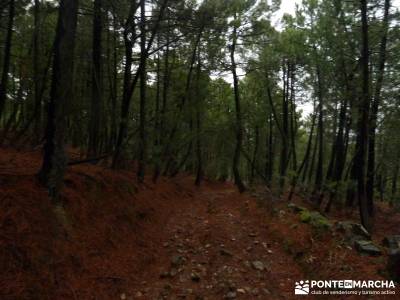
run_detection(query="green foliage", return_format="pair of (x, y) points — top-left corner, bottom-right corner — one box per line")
(0, 0), (399, 208)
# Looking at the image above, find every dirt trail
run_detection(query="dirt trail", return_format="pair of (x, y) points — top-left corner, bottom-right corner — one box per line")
(2, 148), (397, 300)
(0, 148), (306, 300)
(126, 179), (305, 299)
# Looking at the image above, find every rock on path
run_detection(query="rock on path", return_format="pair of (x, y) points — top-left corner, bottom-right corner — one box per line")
(123, 186), (305, 299)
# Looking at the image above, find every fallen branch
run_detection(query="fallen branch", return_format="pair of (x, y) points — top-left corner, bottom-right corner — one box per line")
(68, 154), (110, 166)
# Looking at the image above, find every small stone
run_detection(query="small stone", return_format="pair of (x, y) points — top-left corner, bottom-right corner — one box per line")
(287, 203), (306, 213)
(227, 280), (236, 290)
(251, 261), (265, 271)
(171, 255), (185, 266)
(267, 249), (273, 254)
(252, 288), (259, 295)
(220, 249), (233, 257)
(120, 293), (127, 300)
(160, 271), (169, 278)
(237, 288), (246, 294)
(262, 288), (271, 295)
(170, 268), (178, 277)
(335, 221), (371, 240)
(355, 240), (382, 256)
(191, 272), (201, 282)
(249, 232), (258, 237)
(224, 291), (237, 299)
(135, 291), (143, 298)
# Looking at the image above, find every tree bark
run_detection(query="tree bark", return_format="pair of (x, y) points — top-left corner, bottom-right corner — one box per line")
(265, 112), (274, 186)
(112, 2), (137, 168)
(38, 0), (79, 200)
(195, 60), (203, 186)
(153, 29), (171, 182)
(0, 0), (15, 119)
(279, 62), (289, 192)
(113, 0), (167, 167)
(250, 126), (259, 184)
(288, 99), (317, 201)
(366, 0), (390, 213)
(137, 0), (147, 182)
(230, 19), (245, 193)
(88, 0), (103, 157)
(356, 0), (373, 231)
(289, 65), (297, 171)
(33, 0), (42, 140)
(152, 45), (161, 183)
(313, 63), (324, 205)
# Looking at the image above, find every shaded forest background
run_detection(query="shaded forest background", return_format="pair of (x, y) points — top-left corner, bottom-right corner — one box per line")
(0, 0), (400, 232)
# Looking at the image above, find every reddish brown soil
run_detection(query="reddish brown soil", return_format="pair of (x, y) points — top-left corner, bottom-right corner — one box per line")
(0, 147), (399, 299)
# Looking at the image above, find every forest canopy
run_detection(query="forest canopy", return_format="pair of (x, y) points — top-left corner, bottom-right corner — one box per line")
(0, 0), (400, 232)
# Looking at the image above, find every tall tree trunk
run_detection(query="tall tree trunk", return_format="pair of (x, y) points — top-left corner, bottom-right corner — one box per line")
(108, 11), (118, 151)
(313, 63), (324, 205)
(325, 100), (339, 182)
(88, 0), (103, 157)
(356, 0), (372, 231)
(153, 47), (161, 182)
(250, 126), (259, 184)
(33, 0), (42, 140)
(137, 0), (147, 182)
(325, 97), (348, 212)
(391, 155), (400, 205)
(289, 65), (297, 171)
(288, 99), (317, 201)
(112, 0), (167, 167)
(366, 0), (390, 213)
(230, 20), (245, 193)
(265, 112), (274, 186)
(0, 0), (15, 119)
(112, 2), (137, 168)
(162, 25), (203, 175)
(38, 0), (79, 200)
(195, 60), (203, 186)
(306, 121), (319, 185)
(279, 62), (289, 192)
(153, 32), (170, 182)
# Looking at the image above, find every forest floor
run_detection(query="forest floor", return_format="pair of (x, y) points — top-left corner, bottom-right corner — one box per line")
(0, 147), (399, 300)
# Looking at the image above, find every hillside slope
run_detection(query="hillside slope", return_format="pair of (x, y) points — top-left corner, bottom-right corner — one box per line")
(0, 147), (398, 299)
